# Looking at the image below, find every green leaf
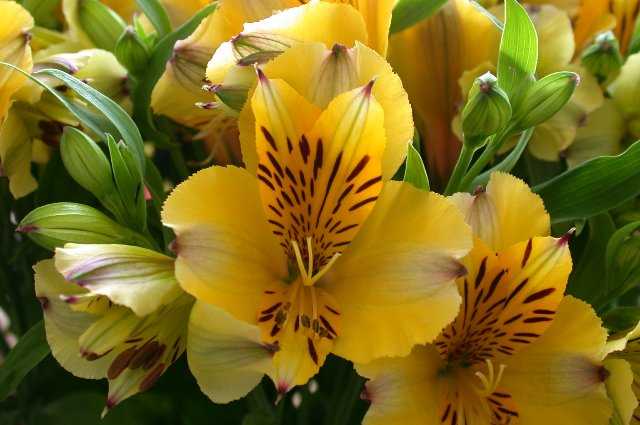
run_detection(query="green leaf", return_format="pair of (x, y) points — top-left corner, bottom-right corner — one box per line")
(0, 321), (50, 401)
(0, 63), (145, 173)
(135, 0), (172, 38)
(534, 140), (640, 223)
(603, 221), (640, 303)
(390, 0), (447, 34)
(403, 144), (430, 191)
(497, 0), (538, 104)
(603, 307), (640, 333)
(567, 214), (616, 304)
(132, 3), (217, 151)
(22, 0), (61, 29)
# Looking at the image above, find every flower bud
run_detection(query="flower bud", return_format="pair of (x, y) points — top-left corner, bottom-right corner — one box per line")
(514, 71), (580, 130)
(114, 27), (150, 75)
(609, 228), (640, 297)
(461, 72), (511, 146)
(17, 203), (153, 251)
(581, 31), (623, 83)
(78, 0), (127, 51)
(231, 33), (291, 66)
(60, 127), (115, 199)
(107, 135), (146, 230)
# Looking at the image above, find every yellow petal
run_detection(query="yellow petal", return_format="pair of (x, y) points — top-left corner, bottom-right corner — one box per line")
(34, 259), (112, 379)
(0, 105), (37, 198)
(573, 0), (616, 51)
(605, 358), (638, 425)
(611, 0), (640, 54)
(566, 99), (625, 168)
(527, 106), (579, 161)
(252, 75), (386, 267)
(260, 41), (413, 179)
(258, 282), (340, 391)
(450, 172), (550, 252)
(527, 4), (575, 75)
(526, 0), (581, 17)
(610, 52), (640, 122)
(388, 0), (500, 187)
(356, 345), (444, 425)
(187, 300), (274, 403)
(54, 244), (181, 317)
(0, 1), (33, 121)
(341, 0), (396, 56)
(323, 181), (472, 363)
(162, 165), (287, 323)
(160, 0), (209, 26)
(151, 7), (239, 129)
(437, 235), (572, 362)
(501, 296), (612, 425)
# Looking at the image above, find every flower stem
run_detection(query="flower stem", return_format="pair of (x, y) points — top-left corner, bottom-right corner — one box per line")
(444, 144), (475, 195)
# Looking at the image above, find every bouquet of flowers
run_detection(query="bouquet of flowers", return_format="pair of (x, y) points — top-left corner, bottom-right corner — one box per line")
(1, 0), (640, 424)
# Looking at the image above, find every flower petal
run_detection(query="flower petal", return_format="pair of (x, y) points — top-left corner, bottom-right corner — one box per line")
(604, 358), (637, 425)
(260, 41), (413, 179)
(253, 75), (387, 266)
(55, 244), (181, 317)
(34, 259), (112, 379)
(162, 165), (287, 323)
(0, 105), (37, 198)
(450, 172), (550, 252)
(501, 296), (612, 425)
(356, 345), (443, 425)
(324, 181), (472, 363)
(187, 300), (274, 403)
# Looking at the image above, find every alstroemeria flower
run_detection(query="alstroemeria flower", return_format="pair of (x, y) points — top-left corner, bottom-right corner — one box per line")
(358, 173), (613, 425)
(609, 52), (640, 140)
(152, 0), (395, 165)
(34, 244), (193, 414)
(162, 69), (472, 402)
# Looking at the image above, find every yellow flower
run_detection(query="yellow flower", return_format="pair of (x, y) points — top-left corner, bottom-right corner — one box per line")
(573, 0), (639, 54)
(162, 66), (472, 401)
(152, 0), (396, 165)
(605, 322), (640, 424)
(388, 0), (501, 187)
(34, 244), (193, 413)
(358, 173), (613, 425)
(609, 52), (640, 140)
(0, 0), (33, 121)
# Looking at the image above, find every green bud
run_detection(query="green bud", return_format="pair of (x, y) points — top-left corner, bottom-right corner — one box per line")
(581, 31), (623, 83)
(60, 127), (115, 199)
(514, 71), (580, 130)
(461, 72), (512, 146)
(78, 0), (126, 51)
(610, 229), (640, 297)
(107, 135), (147, 230)
(17, 203), (153, 251)
(114, 27), (150, 75)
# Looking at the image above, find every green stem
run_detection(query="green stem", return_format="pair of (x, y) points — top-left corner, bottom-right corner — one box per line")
(459, 125), (515, 191)
(444, 144), (475, 195)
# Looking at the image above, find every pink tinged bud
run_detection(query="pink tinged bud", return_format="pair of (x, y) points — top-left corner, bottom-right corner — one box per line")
(143, 185), (152, 201)
(16, 224), (38, 234)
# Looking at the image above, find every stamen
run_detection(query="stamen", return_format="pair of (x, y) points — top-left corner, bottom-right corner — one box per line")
(473, 359), (506, 396)
(291, 240), (309, 282)
(309, 252), (341, 285)
(306, 237), (314, 278)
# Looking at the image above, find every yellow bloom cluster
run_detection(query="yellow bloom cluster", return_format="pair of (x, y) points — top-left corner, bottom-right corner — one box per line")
(2, 0), (640, 423)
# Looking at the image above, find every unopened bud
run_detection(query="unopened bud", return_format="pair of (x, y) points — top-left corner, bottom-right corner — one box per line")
(17, 203), (152, 250)
(114, 27), (150, 75)
(514, 71), (579, 130)
(107, 136), (146, 230)
(60, 127), (115, 199)
(581, 31), (623, 83)
(78, 0), (126, 51)
(461, 72), (511, 146)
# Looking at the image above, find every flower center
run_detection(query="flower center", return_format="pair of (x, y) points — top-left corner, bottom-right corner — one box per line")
(291, 237), (341, 286)
(472, 359), (507, 397)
